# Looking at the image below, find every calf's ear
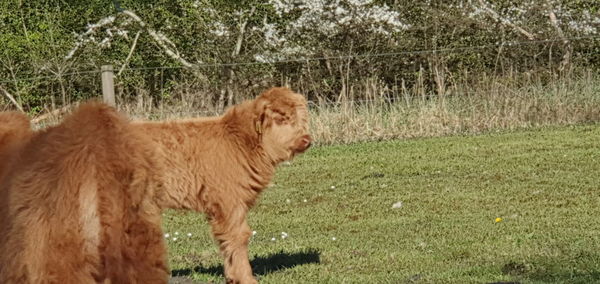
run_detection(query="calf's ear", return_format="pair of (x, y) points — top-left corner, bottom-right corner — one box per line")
(253, 97), (270, 134)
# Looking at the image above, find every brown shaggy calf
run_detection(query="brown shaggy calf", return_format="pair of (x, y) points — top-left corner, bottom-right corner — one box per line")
(0, 87), (311, 284)
(134, 87), (311, 283)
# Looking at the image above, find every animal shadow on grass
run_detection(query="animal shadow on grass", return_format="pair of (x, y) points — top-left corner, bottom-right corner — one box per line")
(487, 254), (600, 284)
(172, 249), (321, 278)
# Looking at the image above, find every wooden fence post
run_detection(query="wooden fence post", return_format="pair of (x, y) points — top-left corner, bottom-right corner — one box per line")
(101, 65), (116, 107)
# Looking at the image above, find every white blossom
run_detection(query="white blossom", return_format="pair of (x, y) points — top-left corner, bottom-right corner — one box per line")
(210, 21), (230, 37)
(65, 15), (130, 59)
(255, 0), (409, 61)
(464, 0), (599, 36)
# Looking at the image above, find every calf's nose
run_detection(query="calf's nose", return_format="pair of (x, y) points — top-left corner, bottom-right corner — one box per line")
(300, 134), (312, 150)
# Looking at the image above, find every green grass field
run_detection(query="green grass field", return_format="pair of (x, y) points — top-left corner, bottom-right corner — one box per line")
(164, 124), (600, 284)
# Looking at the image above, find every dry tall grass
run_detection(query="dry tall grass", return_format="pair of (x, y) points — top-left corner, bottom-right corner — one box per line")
(310, 71), (600, 144)
(28, 70), (600, 145)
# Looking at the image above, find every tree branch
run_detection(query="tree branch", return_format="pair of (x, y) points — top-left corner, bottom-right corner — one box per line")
(121, 10), (194, 68)
(477, 0), (535, 40)
(232, 6), (256, 58)
(0, 86), (24, 112)
(547, 8), (571, 70)
(118, 31), (141, 76)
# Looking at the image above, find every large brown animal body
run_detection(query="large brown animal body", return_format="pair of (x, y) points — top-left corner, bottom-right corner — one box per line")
(0, 104), (169, 283)
(0, 111), (33, 181)
(0, 87), (311, 284)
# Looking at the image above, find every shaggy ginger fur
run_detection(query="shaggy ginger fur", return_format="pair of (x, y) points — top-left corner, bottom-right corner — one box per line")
(0, 111), (33, 181)
(135, 87), (312, 284)
(0, 104), (169, 283)
(0, 87), (311, 284)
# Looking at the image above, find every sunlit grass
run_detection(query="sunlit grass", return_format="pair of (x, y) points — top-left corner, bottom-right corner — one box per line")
(165, 124), (600, 283)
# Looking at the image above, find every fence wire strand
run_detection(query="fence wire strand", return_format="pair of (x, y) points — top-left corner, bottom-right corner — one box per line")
(1, 35), (598, 85)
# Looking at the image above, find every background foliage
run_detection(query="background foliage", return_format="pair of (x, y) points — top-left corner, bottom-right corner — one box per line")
(0, 0), (599, 113)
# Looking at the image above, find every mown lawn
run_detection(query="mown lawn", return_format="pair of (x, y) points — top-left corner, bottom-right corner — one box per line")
(164, 124), (600, 284)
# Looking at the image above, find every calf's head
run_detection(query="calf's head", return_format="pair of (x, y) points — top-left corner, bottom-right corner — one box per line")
(252, 87), (312, 163)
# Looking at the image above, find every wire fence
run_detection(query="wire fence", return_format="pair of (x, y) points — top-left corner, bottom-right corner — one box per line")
(1, 34), (598, 85)
(117, 35), (600, 72)
(2, 33), (599, 123)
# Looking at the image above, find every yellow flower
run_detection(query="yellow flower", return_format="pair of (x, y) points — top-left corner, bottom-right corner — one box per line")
(495, 217), (503, 223)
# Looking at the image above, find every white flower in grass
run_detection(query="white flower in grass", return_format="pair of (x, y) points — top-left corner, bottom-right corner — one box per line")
(252, 230), (257, 236)
(164, 233), (170, 238)
(271, 237), (276, 241)
(187, 233), (192, 237)
(330, 185), (336, 190)
(286, 199), (291, 204)
(172, 237), (178, 241)
(332, 237), (337, 241)
(392, 201), (403, 209)
(303, 199), (308, 203)
(281, 232), (288, 239)
(174, 232), (179, 235)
